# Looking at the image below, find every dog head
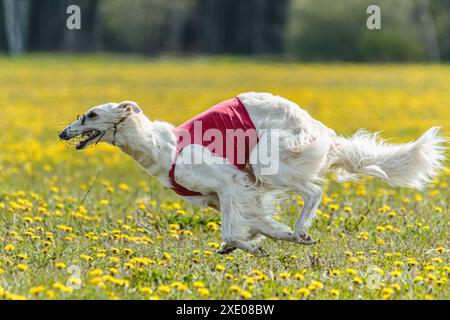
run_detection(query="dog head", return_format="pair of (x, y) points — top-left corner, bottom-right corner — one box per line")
(59, 101), (141, 150)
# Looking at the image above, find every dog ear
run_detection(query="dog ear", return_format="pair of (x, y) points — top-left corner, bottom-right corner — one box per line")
(117, 101), (141, 114)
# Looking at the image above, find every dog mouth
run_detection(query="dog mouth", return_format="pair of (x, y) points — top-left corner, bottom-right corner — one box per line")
(76, 129), (102, 150)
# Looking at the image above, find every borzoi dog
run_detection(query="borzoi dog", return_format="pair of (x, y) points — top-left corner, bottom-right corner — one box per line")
(59, 92), (446, 256)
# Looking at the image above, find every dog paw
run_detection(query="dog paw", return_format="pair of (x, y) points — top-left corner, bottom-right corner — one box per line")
(218, 243), (237, 255)
(249, 246), (269, 258)
(295, 232), (316, 245)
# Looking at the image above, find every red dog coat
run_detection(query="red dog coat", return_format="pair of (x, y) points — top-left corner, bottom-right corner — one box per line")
(169, 97), (258, 196)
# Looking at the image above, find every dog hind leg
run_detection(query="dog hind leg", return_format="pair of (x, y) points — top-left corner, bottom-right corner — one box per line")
(292, 183), (322, 244)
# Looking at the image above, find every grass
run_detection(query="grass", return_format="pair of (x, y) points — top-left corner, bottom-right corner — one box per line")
(0, 55), (448, 300)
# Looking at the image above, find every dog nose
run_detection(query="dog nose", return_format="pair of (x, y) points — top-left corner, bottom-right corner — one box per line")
(59, 130), (69, 140)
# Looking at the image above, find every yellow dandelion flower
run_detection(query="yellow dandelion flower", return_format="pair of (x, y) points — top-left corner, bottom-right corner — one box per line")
(343, 206), (353, 213)
(53, 282), (73, 294)
(309, 280), (324, 291)
(6, 294), (27, 300)
(390, 270), (402, 277)
(171, 281), (182, 288)
(29, 286), (45, 295)
(206, 222), (218, 231)
(139, 287), (153, 294)
(297, 288), (310, 297)
(80, 254), (93, 261)
(90, 269), (103, 277)
(432, 257), (443, 263)
(17, 253), (28, 260)
(230, 285), (241, 292)
(294, 273), (305, 280)
(17, 264), (28, 271)
(387, 211), (396, 218)
(427, 274), (437, 282)
(382, 288), (394, 300)
(177, 284), (188, 291)
(391, 284), (401, 291)
(435, 279), (446, 286)
(216, 264), (226, 271)
(424, 265), (435, 272)
(330, 269), (341, 276)
(346, 268), (356, 275)
(349, 257), (359, 263)
(23, 216), (33, 223)
(203, 250), (213, 256)
(90, 277), (104, 286)
(157, 285), (171, 294)
(435, 247), (445, 253)
(198, 288), (210, 296)
(193, 281), (204, 288)
(119, 183), (131, 191)
(109, 268), (118, 275)
(328, 204), (339, 211)
(408, 258), (418, 266)
(330, 289), (340, 297)
(353, 276), (363, 285)
(208, 242), (219, 249)
(124, 248), (134, 255)
(279, 272), (291, 279)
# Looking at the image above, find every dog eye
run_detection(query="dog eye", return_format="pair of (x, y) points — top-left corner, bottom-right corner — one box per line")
(88, 112), (98, 119)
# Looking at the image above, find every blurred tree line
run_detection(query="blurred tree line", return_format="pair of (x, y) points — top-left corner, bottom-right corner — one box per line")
(0, 0), (449, 61)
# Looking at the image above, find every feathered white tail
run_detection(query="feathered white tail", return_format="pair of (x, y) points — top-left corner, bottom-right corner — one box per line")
(333, 127), (447, 190)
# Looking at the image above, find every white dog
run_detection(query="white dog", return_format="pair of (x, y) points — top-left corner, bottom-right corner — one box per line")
(59, 92), (446, 256)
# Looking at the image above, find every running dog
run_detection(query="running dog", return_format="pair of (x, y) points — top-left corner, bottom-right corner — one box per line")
(59, 92), (446, 256)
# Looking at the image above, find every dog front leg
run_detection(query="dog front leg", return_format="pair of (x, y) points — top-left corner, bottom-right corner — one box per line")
(217, 192), (237, 254)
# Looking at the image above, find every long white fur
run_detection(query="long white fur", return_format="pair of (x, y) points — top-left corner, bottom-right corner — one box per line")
(333, 128), (447, 190)
(61, 92), (448, 256)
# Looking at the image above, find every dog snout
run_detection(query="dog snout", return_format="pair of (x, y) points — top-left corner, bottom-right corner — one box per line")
(59, 129), (70, 140)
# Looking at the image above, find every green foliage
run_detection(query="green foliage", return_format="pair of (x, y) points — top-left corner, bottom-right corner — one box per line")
(359, 31), (424, 61)
(1, 0), (449, 61)
(287, 0), (428, 61)
(99, 0), (195, 54)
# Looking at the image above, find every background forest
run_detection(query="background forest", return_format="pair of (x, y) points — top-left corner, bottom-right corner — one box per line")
(1, 0), (449, 61)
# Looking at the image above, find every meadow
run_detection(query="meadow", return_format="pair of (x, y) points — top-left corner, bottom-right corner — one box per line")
(0, 55), (449, 300)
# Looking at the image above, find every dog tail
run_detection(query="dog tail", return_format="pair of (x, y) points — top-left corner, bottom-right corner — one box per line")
(332, 127), (447, 190)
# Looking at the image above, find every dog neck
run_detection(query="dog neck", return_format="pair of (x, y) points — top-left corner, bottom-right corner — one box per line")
(113, 114), (176, 178)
